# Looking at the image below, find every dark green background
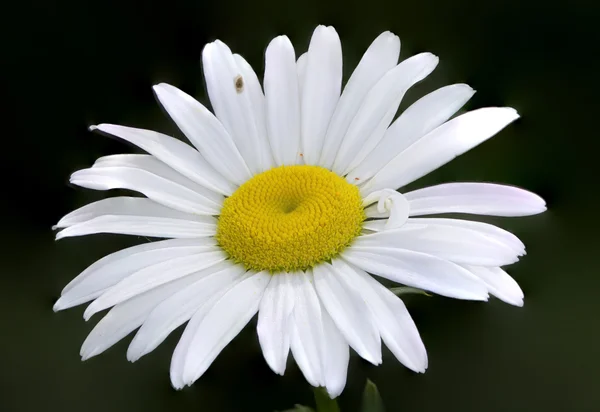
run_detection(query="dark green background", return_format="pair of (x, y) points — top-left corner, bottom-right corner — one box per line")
(3, 0), (599, 411)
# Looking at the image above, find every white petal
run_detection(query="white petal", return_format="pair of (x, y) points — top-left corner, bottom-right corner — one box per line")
(170, 317), (196, 388)
(79, 260), (232, 360)
(352, 222), (520, 266)
(89, 124), (236, 195)
(408, 217), (526, 255)
(168, 269), (258, 389)
(54, 197), (216, 240)
(257, 272), (295, 375)
(56, 215), (215, 241)
(347, 84), (475, 183)
(463, 265), (524, 307)
(300, 26), (342, 165)
(264, 36), (301, 166)
(127, 262), (247, 361)
(169, 304), (202, 389)
(289, 270), (324, 387)
(313, 263), (381, 365)
(320, 31), (400, 169)
(362, 189), (410, 230)
(321, 306), (349, 398)
(343, 247), (489, 301)
(362, 219), (387, 232)
(333, 53), (439, 175)
(70, 166), (220, 215)
(362, 107), (520, 194)
(405, 182), (546, 217)
(296, 52), (308, 96)
(153, 83), (252, 185)
(180, 271), (271, 386)
(203, 42), (272, 175)
(92, 154), (222, 205)
(83, 250), (226, 320)
(55, 197), (209, 228)
(233, 53), (275, 171)
(53, 238), (216, 311)
(333, 259), (427, 372)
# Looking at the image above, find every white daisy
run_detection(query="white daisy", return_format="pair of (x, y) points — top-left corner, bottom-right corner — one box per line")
(54, 25), (546, 397)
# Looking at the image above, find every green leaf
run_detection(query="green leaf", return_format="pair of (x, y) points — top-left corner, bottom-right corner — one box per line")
(313, 387), (340, 412)
(361, 379), (385, 412)
(389, 286), (432, 297)
(280, 405), (315, 412)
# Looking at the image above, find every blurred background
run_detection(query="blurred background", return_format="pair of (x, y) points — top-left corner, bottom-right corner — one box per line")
(2, 0), (599, 410)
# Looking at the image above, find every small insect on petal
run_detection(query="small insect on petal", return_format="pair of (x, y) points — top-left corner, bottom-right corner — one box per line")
(234, 75), (244, 93)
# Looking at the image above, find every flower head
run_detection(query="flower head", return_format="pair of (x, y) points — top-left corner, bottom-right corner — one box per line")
(54, 25), (546, 397)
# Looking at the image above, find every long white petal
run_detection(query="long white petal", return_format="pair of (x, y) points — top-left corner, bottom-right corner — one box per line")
(79, 260), (232, 360)
(169, 303), (203, 389)
(320, 31), (400, 169)
(347, 84), (475, 183)
(55, 197), (213, 228)
(70, 166), (220, 215)
(168, 268), (257, 389)
(362, 107), (520, 194)
(54, 197), (216, 240)
(233, 53), (275, 171)
(321, 305), (349, 398)
(88, 153), (222, 217)
(297, 52), (308, 96)
(203, 42), (272, 175)
(92, 154), (223, 205)
(289, 271), (324, 387)
(333, 53), (439, 175)
(53, 238), (216, 311)
(264, 36), (301, 166)
(352, 222), (520, 266)
(408, 217), (526, 255)
(343, 247), (489, 300)
(127, 262), (247, 361)
(181, 271), (271, 386)
(463, 265), (524, 307)
(333, 259), (427, 372)
(89, 124), (236, 195)
(300, 26), (342, 165)
(313, 263), (381, 365)
(83, 250), (227, 320)
(55, 215), (216, 241)
(257, 272), (295, 375)
(405, 182), (547, 216)
(360, 215), (526, 258)
(153, 83), (252, 185)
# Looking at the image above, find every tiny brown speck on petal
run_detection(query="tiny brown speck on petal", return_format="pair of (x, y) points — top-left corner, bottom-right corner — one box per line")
(234, 75), (244, 93)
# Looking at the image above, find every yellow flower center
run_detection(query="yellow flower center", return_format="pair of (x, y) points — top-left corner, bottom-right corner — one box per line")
(216, 165), (365, 272)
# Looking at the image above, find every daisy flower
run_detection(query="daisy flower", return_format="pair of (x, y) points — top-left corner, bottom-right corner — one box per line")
(54, 25), (546, 397)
